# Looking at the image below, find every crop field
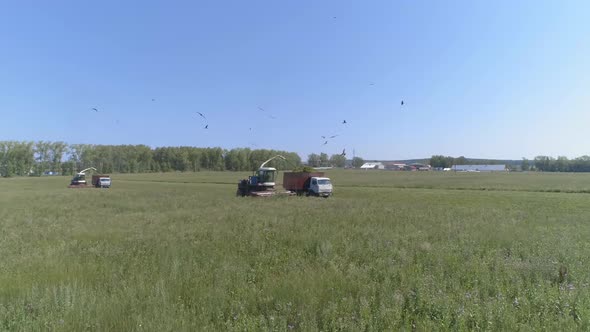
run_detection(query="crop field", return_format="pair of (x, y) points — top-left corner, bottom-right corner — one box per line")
(2, 171), (590, 331)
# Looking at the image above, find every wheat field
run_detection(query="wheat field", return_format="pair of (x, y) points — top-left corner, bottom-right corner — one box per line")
(1, 171), (590, 331)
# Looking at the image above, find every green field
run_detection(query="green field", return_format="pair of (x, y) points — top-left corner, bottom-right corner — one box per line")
(2, 171), (590, 331)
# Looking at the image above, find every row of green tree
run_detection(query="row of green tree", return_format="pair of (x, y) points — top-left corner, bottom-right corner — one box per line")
(429, 155), (470, 168)
(0, 141), (302, 177)
(430, 154), (590, 172)
(307, 153), (365, 168)
(529, 156), (590, 172)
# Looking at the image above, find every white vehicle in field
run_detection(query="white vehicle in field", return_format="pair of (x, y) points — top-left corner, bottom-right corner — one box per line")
(308, 177), (333, 197)
(92, 175), (112, 188)
(283, 172), (333, 197)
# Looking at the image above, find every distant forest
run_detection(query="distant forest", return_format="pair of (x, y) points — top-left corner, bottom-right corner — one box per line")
(2, 141), (590, 177)
(430, 155), (590, 172)
(0, 141), (304, 177)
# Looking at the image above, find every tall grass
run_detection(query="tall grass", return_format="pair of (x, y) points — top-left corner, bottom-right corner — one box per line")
(1, 172), (590, 330)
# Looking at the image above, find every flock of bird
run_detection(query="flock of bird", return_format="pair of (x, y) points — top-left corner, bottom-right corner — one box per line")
(90, 96), (405, 159)
(314, 100), (404, 158)
(87, 14), (407, 160)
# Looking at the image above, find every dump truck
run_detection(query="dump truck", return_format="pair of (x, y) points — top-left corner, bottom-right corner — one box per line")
(236, 155), (334, 197)
(91, 175), (111, 188)
(283, 172), (333, 197)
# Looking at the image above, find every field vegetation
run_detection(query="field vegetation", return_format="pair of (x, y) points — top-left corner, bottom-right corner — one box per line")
(1, 171), (590, 330)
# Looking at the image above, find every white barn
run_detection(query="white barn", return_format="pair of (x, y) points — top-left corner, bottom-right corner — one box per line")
(451, 165), (507, 172)
(360, 162), (385, 170)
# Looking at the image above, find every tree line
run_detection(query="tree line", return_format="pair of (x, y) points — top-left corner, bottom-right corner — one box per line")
(429, 155), (470, 168)
(0, 141), (302, 177)
(529, 156), (590, 172)
(430, 154), (590, 172)
(306, 153), (364, 168)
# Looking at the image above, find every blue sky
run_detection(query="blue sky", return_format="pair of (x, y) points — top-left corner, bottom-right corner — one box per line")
(1, 1), (588, 160)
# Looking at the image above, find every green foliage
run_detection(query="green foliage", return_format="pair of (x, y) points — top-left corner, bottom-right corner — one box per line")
(1, 171), (590, 330)
(429, 155), (455, 168)
(352, 156), (364, 168)
(521, 158), (530, 171)
(246, 150), (301, 171)
(319, 153), (329, 167)
(0, 141), (35, 177)
(534, 155), (590, 172)
(329, 154), (346, 168)
(0, 141), (302, 175)
(307, 153), (320, 167)
(291, 165), (316, 173)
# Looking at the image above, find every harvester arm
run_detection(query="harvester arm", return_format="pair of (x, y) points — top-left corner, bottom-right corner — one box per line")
(259, 155), (286, 169)
(78, 167), (97, 174)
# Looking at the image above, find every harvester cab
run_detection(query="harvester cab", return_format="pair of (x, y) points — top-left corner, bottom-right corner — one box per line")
(70, 167), (97, 186)
(255, 167), (277, 187)
(237, 155), (286, 197)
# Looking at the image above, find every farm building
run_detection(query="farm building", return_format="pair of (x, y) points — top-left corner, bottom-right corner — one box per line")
(360, 162), (385, 170)
(383, 162), (407, 170)
(451, 164), (507, 172)
(410, 163), (432, 171)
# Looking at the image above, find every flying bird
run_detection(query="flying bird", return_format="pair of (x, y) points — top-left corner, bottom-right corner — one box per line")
(321, 136), (326, 139)
(204, 124), (208, 129)
(329, 135), (339, 139)
(151, 98), (156, 102)
(323, 141), (328, 145)
(401, 100), (404, 106)
(342, 120), (347, 124)
(258, 107), (277, 119)
(197, 112), (206, 119)
(341, 149), (346, 156)
(91, 108), (98, 112)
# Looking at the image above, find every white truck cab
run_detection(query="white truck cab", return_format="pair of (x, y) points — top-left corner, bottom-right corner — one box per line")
(99, 177), (112, 188)
(308, 177), (333, 197)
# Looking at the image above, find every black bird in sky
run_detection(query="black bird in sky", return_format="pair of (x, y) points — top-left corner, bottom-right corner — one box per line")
(329, 135), (339, 139)
(258, 107), (277, 119)
(152, 98), (156, 102)
(197, 112), (206, 119)
(204, 124), (208, 129)
(342, 120), (347, 124)
(323, 141), (328, 145)
(401, 100), (404, 106)
(92, 108), (98, 112)
(341, 149), (346, 156)
(321, 136), (326, 139)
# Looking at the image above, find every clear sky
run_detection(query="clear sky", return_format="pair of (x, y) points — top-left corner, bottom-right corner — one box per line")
(1, 1), (588, 160)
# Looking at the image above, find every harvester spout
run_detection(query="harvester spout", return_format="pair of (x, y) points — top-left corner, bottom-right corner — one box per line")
(259, 155), (286, 169)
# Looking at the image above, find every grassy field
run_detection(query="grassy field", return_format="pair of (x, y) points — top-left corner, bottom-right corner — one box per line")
(1, 171), (590, 331)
